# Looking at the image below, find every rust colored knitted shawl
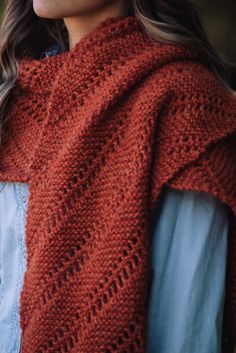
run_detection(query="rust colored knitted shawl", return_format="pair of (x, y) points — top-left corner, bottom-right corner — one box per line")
(0, 14), (236, 353)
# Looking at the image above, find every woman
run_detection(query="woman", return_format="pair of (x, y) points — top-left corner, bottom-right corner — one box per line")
(0, 1), (235, 353)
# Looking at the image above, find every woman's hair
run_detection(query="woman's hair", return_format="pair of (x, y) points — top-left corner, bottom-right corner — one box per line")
(0, 0), (235, 142)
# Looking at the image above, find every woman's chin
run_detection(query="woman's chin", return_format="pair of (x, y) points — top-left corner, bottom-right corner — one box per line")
(32, 0), (65, 19)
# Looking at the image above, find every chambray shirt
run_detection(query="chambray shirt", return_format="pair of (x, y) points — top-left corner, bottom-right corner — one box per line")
(0, 44), (230, 353)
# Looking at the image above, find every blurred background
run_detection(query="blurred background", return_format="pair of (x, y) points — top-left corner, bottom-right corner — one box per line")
(0, 0), (236, 86)
(195, 0), (236, 87)
(195, 0), (236, 59)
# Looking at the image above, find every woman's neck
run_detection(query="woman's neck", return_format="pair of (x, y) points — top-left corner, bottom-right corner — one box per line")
(63, 0), (130, 50)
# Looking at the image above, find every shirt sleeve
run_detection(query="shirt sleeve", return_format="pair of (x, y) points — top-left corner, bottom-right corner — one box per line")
(146, 185), (230, 353)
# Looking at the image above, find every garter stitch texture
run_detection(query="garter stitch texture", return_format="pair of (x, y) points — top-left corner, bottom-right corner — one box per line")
(0, 14), (235, 353)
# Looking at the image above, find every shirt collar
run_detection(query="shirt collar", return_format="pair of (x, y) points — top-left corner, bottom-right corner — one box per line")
(39, 43), (63, 59)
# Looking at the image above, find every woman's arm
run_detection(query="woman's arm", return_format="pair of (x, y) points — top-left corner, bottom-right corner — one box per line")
(147, 186), (230, 353)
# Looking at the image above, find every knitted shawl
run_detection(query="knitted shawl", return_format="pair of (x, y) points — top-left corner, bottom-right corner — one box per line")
(0, 14), (235, 353)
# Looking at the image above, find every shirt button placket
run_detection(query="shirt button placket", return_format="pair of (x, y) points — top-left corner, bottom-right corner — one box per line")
(22, 194), (26, 204)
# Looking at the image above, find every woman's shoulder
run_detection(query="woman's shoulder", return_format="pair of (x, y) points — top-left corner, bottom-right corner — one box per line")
(149, 57), (235, 144)
(154, 56), (231, 102)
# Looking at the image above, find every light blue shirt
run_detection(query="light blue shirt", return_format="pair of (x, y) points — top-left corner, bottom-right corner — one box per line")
(147, 186), (229, 353)
(0, 181), (229, 353)
(0, 182), (28, 353)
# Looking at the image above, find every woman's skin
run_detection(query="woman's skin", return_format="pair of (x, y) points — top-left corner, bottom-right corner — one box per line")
(33, 0), (130, 49)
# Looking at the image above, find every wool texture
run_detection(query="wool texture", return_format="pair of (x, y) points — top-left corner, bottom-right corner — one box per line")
(0, 14), (236, 353)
